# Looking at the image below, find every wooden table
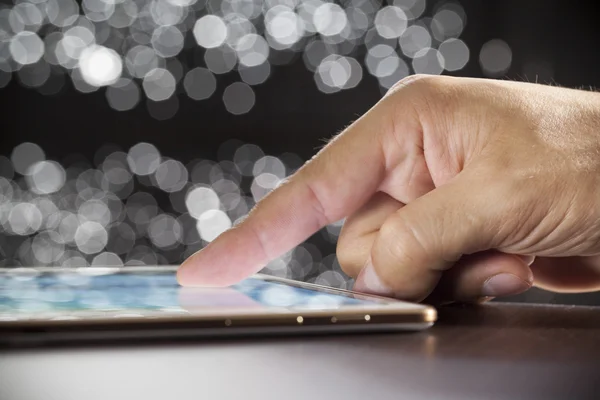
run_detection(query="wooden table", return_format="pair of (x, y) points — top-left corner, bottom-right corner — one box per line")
(1, 303), (599, 400)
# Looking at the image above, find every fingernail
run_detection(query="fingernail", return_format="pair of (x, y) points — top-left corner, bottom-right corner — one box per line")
(353, 258), (395, 297)
(481, 273), (531, 297)
(517, 255), (535, 266)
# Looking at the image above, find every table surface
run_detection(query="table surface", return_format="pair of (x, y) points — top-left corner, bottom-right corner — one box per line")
(1, 302), (599, 400)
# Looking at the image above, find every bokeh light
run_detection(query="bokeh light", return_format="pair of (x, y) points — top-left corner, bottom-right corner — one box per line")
(479, 39), (512, 77)
(0, 0), (474, 115)
(10, 31), (44, 65)
(193, 15), (228, 49)
(78, 45), (122, 87)
(183, 67), (216, 100)
(223, 82), (255, 115)
(143, 68), (176, 101)
(106, 78), (141, 111)
(1, 0), (485, 288)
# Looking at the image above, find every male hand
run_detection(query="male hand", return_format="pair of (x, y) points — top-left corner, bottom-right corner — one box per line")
(178, 75), (600, 303)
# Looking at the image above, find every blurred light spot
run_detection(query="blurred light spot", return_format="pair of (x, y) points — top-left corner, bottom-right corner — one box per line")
(11, 142), (45, 175)
(431, 8), (464, 41)
(303, 39), (335, 72)
(79, 45), (122, 87)
(239, 62), (271, 85)
(143, 67), (176, 100)
(251, 172), (280, 201)
(197, 209), (231, 242)
(106, 223), (136, 254)
(313, 3), (347, 37)
(82, 0), (115, 23)
(42, 32), (63, 66)
(265, 6), (305, 48)
(315, 270), (346, 288)
(167, 58), (184, 83)
(438, 38), (469, 71)
(345, 6), (370, 40)
(377, 57), (410, 89)
(234, 143), (264, 176)
(106, 78), (141, 111)
(151, 25), (184, 58)
(315, 54), (353, 92)
(261, 258), (290, 278)
(183, 67), (216, 100)
(26, 161), (66, 194)
(412, 47), (444, 75)
(193, 15), (228, 49)
(365, 44), (396, 77)
(185, 186), (220, 219)
(223, 82), (255, 115)
(127, 143), (161, 176)
(58, 212), (80, 243)
(75, 221), (108, 254)
(8, 203), (43, 235)
(17, 59), (51, 88)
(253, 155), (286, 179)
(154, 159), (188, 192)
(78, 199), (111, 227)
(168, 0), (197, 6)
(32, 231), (65, 264)
(125, 45), (162, 78)
(374, 6), (408, 39)
(235, 33), (269, 67)
(91, 252), (124, 266)
(108, 0), (138, 29)
(395, 0), (426, 20)
(10, 31), (44, 65)
(70, 67), (99, 93)
(148, 214), (182, 248)
(150, 0), (186, 26)
(296, 0), (320, 33)
(204, 45), (237, 74)
(399, 24), (431, 59)
(46, 0), (80, 28)
(9, 3), (44, 33)
(479, 39), (512, 77)
(224, 14), (255, 49)
(63, 25), (96, 61)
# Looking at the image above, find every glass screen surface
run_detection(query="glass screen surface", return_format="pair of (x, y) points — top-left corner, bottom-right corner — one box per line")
(0, 270), (395, 319)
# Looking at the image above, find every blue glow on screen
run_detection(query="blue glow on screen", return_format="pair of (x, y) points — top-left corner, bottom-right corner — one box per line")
(0, 272), (375, 314)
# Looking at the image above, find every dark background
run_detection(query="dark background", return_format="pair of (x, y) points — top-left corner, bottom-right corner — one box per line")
(2, 0), (600, 305)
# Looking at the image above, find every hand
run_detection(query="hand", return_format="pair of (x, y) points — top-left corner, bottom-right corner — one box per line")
(178, 75), (600, 303)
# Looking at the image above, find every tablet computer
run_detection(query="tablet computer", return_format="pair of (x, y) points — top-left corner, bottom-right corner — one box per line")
(0, 266), (436, 347)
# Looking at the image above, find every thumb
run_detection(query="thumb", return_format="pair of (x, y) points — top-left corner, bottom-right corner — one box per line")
(354, 175), (506, 301)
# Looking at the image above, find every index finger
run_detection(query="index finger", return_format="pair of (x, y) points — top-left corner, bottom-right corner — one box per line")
(177, 95), (415, 286)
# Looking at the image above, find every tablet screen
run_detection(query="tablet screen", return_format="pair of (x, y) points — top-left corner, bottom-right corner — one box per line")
(0, 269), (386, 320)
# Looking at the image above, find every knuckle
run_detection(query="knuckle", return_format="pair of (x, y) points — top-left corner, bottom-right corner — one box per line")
(388, 74), (442, 94)
(335, 234), (355, 274)
(385, 75), (464, 137)
(335, 227), (362, 277)
(374, 216), (424, 273)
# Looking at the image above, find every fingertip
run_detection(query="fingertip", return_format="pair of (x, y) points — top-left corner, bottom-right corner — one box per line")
(481, 273), (532, 297)
(176, 226), (269, 287)
(427, 252), (533, 304)
(176, 251), (202, 286)
(353, 258), (396, 298)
